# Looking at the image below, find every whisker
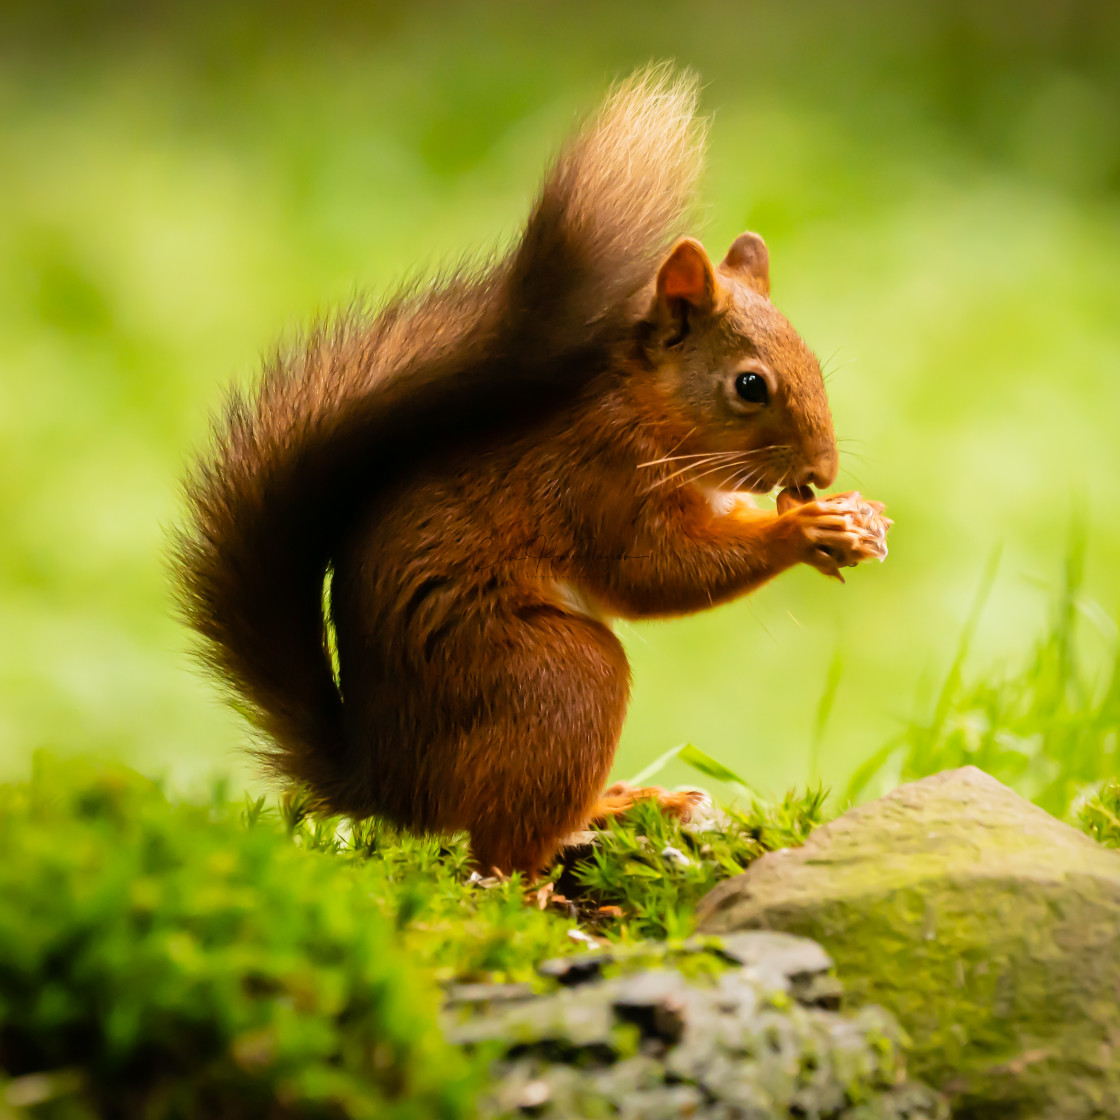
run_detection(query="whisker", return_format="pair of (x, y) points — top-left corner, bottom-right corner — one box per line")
(678, 460), (758, 491)
(726, 469), (761, 493)
(633, 425), (697, 471)
(723, 445), (797, 495)
(641, 454), (740, 494)
(662, 426), (698, 462)
(637, 445), (784, 470)
(744, 471), (773, 495)
(642, 447), (786, 491)
(819, 346), (843, 377)
(728, 461), (771, 492)
(640, 444), (796, 497)
(637, 450), (751, 470)
(646, 454), (771, 497)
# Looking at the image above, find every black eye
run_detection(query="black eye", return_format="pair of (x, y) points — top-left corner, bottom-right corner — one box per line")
(735, 372), (769, 405)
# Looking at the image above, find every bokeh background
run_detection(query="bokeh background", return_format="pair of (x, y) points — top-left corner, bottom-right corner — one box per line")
(3, 0), (1119, 803)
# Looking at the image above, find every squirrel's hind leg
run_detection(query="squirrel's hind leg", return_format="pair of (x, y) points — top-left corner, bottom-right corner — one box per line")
(589, 783), (706, 825)
(456, 609), (631, 879)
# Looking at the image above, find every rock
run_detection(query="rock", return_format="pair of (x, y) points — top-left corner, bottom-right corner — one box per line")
(694, 929), (843, 1010)
(538, 953), (611, 987)
(443, 982), (536, 1007)
(611, 970), (689, 1045)
(696, 766), (1120, 1118)
(446, 986), (620, 1065)
(452, 959), (947, 1118)
(705, 930), (832, 978)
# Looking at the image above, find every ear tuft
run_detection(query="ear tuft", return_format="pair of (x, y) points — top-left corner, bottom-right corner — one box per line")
(721, 231), (770, 297)
(656, 238), (717, 308)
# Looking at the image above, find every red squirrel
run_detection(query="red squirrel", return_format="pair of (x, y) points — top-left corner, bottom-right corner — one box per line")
(176, 69), (890, 876)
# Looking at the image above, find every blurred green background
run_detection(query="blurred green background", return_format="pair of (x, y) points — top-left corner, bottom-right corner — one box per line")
(3, 0), (1119, 803)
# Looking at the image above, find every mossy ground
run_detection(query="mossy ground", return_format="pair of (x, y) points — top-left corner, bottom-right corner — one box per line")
(0, 754), (828, 1116)
(4, 751), (1120, 1115)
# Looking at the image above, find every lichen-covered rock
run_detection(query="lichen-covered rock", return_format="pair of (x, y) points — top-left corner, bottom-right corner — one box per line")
(696, 766), (1120, 1118)
(447, 933), (947, 1119)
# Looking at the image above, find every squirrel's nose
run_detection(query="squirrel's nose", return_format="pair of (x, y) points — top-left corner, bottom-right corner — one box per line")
(793, 441), (838, 490)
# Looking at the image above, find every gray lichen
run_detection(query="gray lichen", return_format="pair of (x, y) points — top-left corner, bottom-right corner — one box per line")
(447, 931), (946, 1119)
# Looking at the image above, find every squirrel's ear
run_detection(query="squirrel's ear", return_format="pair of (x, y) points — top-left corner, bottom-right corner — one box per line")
(721, 231), (770, 298)
(656, 238), (719, 312)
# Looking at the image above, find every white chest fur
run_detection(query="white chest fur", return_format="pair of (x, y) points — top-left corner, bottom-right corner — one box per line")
(546, 578), (614, 626)
(700, 487), (759, 517)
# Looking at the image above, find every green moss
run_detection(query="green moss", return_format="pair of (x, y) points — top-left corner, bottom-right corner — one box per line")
(0, 756), (480, 1118)
(1077, 780), (1120, 847)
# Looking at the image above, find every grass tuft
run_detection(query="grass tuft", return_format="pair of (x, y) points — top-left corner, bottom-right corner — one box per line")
(847, 539), (1120, 818)
(573, 788), (828, 940)
(1076, 781), (1120, 848)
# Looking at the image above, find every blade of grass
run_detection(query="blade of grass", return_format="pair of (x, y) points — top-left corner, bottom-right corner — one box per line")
(626, 743), (689, 786)
(809, 647), (844, 784)
(923, 545), (1003, 751)
(627, 743), (767, 800)
(845, 547), (1000, 801)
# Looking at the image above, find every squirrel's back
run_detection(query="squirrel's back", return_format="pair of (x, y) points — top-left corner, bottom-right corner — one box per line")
(174, 68), (705, 803)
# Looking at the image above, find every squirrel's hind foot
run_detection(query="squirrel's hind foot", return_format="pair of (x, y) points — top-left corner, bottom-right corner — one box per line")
(589, 782), (706, 826)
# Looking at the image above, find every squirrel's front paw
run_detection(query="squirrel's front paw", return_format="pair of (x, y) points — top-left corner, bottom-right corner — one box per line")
(781, 490), (891, 581)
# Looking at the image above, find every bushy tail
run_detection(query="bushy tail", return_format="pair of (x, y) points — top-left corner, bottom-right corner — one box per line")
(173, 67), (704, 807)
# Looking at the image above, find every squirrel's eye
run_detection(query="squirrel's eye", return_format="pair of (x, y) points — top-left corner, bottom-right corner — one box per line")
(735, 372), (769, 405)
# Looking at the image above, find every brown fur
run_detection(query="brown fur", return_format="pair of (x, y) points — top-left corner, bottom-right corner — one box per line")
(175, 67), (888, 876)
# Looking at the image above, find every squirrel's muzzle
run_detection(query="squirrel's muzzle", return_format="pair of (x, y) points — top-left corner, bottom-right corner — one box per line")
(793, 439), (838, 490)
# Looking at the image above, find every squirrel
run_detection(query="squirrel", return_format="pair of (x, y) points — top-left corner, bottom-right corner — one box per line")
(175, 68), (890, 877)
